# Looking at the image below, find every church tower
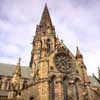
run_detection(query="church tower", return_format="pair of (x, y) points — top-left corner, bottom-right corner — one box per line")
(30, 4), (56, 68)
(30, 4), (56, 72)
(30, 4), (56, 100)
(28, 4), (80, 100)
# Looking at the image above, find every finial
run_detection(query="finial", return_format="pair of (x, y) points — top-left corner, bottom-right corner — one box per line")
(18, 57), (21, 65)
(45, 2), (47, 7)
(76, 46), (79, 52)
(76, 46), (83, 59)
(44, 2), (48, 10)
(18, 57), (21, 63)
(76, 46), (80, 54)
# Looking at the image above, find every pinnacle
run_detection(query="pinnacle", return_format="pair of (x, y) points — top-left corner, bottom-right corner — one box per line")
(18, 57), (21, 64)
(76, 46), (83, 59)
(15, 58), (21, 76)
(76, 46), (80, 54)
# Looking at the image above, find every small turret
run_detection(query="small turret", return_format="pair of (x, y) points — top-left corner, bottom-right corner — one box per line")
(75, 47), (89, 84)
(11, 58), (21, 84)
(15, 58), (21, 77)
(75, 47), (83, 60)
(8, 58), (22, 99)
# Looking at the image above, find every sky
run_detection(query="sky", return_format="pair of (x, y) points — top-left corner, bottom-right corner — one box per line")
(0, 0), (100, 76)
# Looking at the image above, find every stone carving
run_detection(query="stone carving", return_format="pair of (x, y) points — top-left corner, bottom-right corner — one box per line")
(55, 52), (72, 74)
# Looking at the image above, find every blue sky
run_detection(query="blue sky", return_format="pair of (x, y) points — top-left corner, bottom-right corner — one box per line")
(0, 0), (100, 76)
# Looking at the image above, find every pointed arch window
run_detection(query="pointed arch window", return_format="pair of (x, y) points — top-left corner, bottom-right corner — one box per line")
(49, 76), (55, 100)
(29, 96), (34, 100)
(46, 38), (51, 53)
(62, 79), (68, 100)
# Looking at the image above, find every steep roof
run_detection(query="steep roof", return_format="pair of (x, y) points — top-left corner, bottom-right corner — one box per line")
(89, 76), (100, 87)
(0, 90), (9, 96)
(0, 63), (32, 79)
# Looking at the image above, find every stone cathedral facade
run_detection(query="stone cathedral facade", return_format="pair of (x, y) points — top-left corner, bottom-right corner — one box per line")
(0, 4), (100, 100)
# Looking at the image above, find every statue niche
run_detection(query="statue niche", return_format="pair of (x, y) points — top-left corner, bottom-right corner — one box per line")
(46, 38), (51, 54)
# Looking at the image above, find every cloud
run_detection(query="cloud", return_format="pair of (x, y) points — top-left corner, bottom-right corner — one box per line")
(0, 0), (100, 76)
(0, 43), (20, 56)
(48, 0), (100, 76)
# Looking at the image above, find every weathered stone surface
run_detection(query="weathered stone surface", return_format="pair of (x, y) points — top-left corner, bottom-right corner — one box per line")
(0, 4), (100, 100)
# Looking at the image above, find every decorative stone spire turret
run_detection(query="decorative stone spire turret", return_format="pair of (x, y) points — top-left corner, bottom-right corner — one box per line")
(8, 58), (22, 99)
(12, 58), (21, 85)
(15, 58), (21, 77)
(75, 47), (89, 84)
(75, 46), (83, 60)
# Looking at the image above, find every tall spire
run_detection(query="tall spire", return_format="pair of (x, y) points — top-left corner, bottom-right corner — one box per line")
(40, 3), (52, 27)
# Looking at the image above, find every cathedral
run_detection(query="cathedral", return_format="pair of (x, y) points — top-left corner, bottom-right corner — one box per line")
(0, 4), (100, 100)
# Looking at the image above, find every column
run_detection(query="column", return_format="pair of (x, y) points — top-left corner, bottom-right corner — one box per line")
(38, 81), (49, 100)
(54, 77), (63, 100)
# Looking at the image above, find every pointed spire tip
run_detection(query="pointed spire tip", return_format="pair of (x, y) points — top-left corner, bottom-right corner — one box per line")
(45, 3), (47, 7)
(76, 46), (83, 59)
(76, 46), (79, 51)
(18, 57), (21, 64)
(39, 3), (52, 26)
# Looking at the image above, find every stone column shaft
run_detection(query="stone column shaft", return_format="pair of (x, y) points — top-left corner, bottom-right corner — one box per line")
(54, 77), (63, 100)
(38, 81), (49, 100)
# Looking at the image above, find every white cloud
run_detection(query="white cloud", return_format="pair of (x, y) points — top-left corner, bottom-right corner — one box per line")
(1, 44), (20, 55)
(84, 50), (100, 76)
(48, 0), (100, 76)
(0, 0), (100, 76)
